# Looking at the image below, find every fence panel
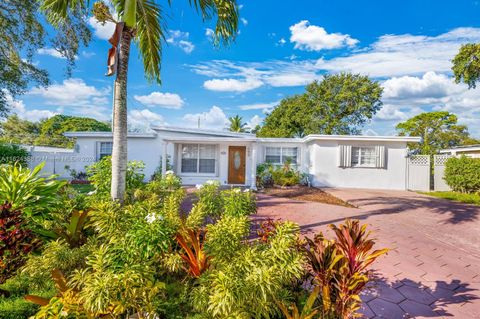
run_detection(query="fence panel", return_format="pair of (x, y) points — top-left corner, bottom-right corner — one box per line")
(433, 155), (452, 191)
(407, 155), (430, 191)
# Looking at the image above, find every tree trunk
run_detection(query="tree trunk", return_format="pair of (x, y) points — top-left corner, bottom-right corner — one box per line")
(111, 26), (133, 202)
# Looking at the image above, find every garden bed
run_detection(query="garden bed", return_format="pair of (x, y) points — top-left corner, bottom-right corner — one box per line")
(262, 185), (355, 207)
(421, 191), (480, 206)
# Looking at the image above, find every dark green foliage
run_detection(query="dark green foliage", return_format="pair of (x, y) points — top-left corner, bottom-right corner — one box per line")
(0, 203), (39, 285)
(452, 43), (480, 89)
(0, 1), (91, 118)
(396, 111), (479, 155)
(257, 162), (302, 187)
(86, 156), (145, 195)
(444, 156), (480, 193)
(0, 115), (111, 148)
(258, 73), (383, 137)
(0, 144), (29, 166)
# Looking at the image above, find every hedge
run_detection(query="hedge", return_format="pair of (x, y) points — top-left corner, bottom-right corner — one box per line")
(0, 144), (29, 166)
(444, 156), (480, 193)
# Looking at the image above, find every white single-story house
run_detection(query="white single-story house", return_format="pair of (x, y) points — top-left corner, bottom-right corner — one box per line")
(440, 144), (480, 158)
(62, 126), (420, 190)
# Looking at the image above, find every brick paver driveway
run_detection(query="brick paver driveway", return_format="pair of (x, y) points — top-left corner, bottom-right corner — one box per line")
(255, 188), (480, 318)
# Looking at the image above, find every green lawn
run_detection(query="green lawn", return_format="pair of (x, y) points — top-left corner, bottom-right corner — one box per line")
(422, 191), (480, 206)
(70, 183), (95, 194)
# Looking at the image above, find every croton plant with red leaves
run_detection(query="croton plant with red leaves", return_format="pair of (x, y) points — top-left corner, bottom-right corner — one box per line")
(0, 202), (39, 286)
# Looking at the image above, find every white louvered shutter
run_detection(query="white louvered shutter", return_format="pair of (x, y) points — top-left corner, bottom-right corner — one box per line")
(338, 145), (352, 167)
(375, 145), (386, 168)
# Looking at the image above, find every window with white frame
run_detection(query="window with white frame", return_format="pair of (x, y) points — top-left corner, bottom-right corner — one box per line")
(181, 144), (216, 174)
(351, 146), (376, 167)
(265, 147), (298, 165)
(98, 142), (113, 160)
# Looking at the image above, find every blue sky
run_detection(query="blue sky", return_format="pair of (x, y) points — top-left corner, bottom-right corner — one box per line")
(8, 0), (480, 137)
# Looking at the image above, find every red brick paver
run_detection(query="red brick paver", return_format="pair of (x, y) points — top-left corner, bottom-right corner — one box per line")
(254, 189), (480, 318)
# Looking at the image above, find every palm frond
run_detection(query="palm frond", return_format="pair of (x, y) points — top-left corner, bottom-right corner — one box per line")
(188, 0), (239, 46)
(40, 0), (89, 27)
(135, 0), (165, 83)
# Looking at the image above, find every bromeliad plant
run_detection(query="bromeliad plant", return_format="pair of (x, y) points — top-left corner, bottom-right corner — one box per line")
(302, 219), (388, 319)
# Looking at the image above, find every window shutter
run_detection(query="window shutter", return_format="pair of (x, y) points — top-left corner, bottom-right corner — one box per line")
(375, 145), (386, 168)
(338, 145), (352, 167)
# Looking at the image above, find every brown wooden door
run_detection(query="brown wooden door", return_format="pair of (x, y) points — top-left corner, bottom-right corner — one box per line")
(228, 146), (246, 184)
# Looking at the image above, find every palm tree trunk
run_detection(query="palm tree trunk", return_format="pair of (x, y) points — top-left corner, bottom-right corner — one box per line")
(111, 25), (133, 202)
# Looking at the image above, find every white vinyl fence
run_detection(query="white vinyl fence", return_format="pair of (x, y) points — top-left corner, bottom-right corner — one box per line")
(27, 146), (76, 179)
(407, 155), (430, 191)
(433, 155), (452, 191)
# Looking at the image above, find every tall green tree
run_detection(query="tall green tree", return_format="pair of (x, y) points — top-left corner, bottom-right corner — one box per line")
(257, 73), (383, 138)
(41, 0), (239, 202)
(0, 114), (110, 147)
(452, 43), (480, 88)
(396, 111), (479, 155)
(228, 115), (247, 133)
(0, 0), (90, 118)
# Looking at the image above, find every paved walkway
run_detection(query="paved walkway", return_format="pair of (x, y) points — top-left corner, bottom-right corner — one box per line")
(254, 188), (480, 318)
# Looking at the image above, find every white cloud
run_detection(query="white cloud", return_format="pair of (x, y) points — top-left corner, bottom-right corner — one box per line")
(238, 101), (278, 113)
(204, 78), (263, 92)
(247, 115), (262, 129)
(316, 28), (480, 77)
(277, 38), (286, 46)
(289, 20), (359, 51)
(241, 18), (248, 26)
(129, 109), (166, 131)
(182, 106), (228, 129)
(37, 48), (65, 59)
(82, 51), (96, 58)
(167, 30), (195, 54)
(88, 17), (116, 40)
(265, 72), (319, 87)
(29, 78), (110, 107)
(205, 28), (214, 41)
(4, 94), (57, 122)
(133, 92), (185, 109)
(374, 104), (412, 121)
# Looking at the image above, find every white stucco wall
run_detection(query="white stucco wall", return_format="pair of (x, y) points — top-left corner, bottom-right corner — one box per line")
(307, 140), (409, 190)
(72, 136), (162, 180)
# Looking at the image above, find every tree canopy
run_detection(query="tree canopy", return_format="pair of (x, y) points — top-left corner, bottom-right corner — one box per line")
(257, 73), (383, 137)
(0, 115), (110, 148)
(396, 111), (479, 155)
(452, 43), (480, 89)
(0, 0), (90, 118)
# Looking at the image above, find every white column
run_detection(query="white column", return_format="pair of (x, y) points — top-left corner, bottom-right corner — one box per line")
(250, 143), (257, 190)
(161, 141), (167, 176)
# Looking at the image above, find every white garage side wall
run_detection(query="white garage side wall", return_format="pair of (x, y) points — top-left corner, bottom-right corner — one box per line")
(72, 137), (162, 180)
(308, 140), (408, 190)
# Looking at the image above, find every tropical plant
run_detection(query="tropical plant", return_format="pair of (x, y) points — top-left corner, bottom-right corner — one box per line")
(228, 115), (248, 132)
(301, 219), (388, 319)
(0, 143), (29, 166)
(40, 0), (239, 201)
(191, 221), (304, 318)
(195, 180), (223, 218)
(0, 163), (65, 215)
(86, 156), (144, 195)
(205, 215), (250, 261)
(444, 156), (480, 193)
(276, 286), (321, 319)
(175, 229), (211, 278)
(0, 203), (39, 289)
(222, 188), (256, 217)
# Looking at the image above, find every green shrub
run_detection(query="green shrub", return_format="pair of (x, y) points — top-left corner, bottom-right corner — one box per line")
(444, 156), (480, 193)
(0, 163), (66, 218)
(258, 161), (302, 187)
(0, 144), (29, 166)
(222, 188), (256, 217)
(86, 156), (145, 194)
(195, 180), (223, 218)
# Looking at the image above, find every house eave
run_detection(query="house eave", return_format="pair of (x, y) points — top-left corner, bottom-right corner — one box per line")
(63, 132), (157, 138)
(303, 135), (421, 143)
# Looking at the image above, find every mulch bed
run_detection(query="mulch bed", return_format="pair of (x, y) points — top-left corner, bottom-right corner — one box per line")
(262, 185), (355, 208)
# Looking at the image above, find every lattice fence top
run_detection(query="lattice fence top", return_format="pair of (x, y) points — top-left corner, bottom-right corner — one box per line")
(409, 155), (430, 165)
(434, 154), (452, 166)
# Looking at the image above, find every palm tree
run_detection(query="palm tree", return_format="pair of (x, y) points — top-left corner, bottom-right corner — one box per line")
(40, 0), (239, 202)
(228, 115), (247, 133)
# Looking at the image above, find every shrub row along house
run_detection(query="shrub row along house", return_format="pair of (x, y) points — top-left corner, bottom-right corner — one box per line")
(62, 126), (420, 190)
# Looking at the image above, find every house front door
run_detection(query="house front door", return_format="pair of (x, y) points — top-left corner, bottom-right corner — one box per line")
(228, 146), (246, 184)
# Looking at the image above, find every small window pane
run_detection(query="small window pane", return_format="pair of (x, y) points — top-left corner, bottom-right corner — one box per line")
(266, 147), (281, 164)
(351, 147), (360, 165)
(199, 159), (215, 173)
(99, 142), (113, 159)
(282, 147), (297, 164)
(199, 145), (216, 159)
(181, 144), (198, 173)
(361, 147), (376, 166)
